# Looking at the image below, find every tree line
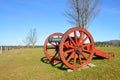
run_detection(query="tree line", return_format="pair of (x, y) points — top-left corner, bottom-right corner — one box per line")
(95, 41), (120, 47)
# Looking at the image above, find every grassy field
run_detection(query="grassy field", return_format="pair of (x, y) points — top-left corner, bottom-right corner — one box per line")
(0, 47), (120, 80)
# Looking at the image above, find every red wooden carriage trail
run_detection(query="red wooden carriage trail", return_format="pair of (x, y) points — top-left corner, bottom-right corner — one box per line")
(44, 27), (114, 70)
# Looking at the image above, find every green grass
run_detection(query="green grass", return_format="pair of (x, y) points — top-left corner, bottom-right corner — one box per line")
(0, 47), (120, 80)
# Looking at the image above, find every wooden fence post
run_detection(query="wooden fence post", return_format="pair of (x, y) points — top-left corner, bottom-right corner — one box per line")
(0, 46), (2, 53)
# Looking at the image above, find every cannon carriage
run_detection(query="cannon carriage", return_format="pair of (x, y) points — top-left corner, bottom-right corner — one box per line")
(44, 27), (114, 70)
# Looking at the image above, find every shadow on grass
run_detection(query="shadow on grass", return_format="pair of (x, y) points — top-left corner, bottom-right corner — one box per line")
(40, 56), (106, 71)
(92, 56), (107, 60)
(40, 57), (68, 71)
(40, 57), (50, 64)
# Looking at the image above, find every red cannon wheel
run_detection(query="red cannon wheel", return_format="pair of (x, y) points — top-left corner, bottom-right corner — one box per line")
(44, 33), (63, 64)
(59, 27), (95, 69)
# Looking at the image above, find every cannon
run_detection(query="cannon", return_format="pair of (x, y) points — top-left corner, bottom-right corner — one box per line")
(44, 27), (114, 70)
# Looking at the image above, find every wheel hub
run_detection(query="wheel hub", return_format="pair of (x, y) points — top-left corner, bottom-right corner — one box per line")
(74, 46), (82, 54)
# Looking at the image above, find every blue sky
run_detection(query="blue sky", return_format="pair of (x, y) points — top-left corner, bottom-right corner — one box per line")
(0, 0), (120, 45)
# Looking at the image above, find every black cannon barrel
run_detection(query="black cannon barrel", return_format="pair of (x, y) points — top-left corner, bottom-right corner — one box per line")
(48, 38), (62, 43)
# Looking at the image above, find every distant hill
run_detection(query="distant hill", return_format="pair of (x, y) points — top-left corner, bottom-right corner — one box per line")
(95, 40), (120, 43)
(109, 40), (120, 42)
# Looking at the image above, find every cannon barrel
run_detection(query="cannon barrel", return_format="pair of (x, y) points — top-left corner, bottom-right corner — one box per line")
(48, 38), (62, 43)
(48, 37), (75, 43)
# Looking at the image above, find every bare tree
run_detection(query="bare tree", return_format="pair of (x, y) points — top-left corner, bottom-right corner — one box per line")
(24, 28), (37, 48)
(65, 0), (100, 29)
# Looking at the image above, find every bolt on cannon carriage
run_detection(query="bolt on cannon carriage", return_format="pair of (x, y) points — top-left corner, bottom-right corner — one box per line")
(44, 27), (114, 70)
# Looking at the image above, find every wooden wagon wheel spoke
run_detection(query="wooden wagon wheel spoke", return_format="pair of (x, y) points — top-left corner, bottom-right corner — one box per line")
(78, 54), (83, 65)
(63, 49), (74, 55)
(83, 44), (91, 51)
(51, 52), (58, 62)
(82, 44), (92, 53)
(73, 52), (77, 65)
(83, 43), (91, 48)
(68, 35), (76, 46)
(79, 31), (83, 44)
(80, 52), (88, 60)
(66, 52), (74, 63)
(64, 42), (74, 49)
(81, 36), (88, 44)
(74, 31), (78, 44)
(83, 49), (91, 53)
